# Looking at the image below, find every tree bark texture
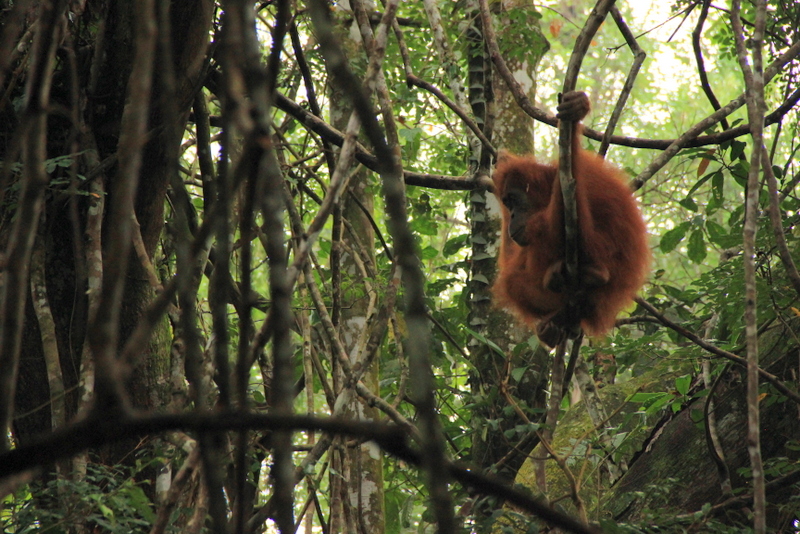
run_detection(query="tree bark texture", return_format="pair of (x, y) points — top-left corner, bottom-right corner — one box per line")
(1, 0), (213, 451)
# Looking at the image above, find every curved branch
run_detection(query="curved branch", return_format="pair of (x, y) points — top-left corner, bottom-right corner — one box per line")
(592, 85), (800, 151)
(271, 85), (800, 192)
(0, 410), (600, 534)
(470, 10), (800, 157)
(634, 37), (800, 189)
(559, 0), (616, 284)
(693, 0), (729, 130)
(763, 145), (800, 298)
(635, 298), (800, 406)
(407, 74), (496, 158)
(599, 6), (646, 157)
(275, 92), (488, 190)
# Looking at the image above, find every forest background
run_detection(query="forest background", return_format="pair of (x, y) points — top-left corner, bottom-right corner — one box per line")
(0, 0), (798, 533)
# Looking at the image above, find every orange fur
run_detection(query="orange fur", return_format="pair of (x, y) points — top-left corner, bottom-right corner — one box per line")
(492, 96), (649, 344)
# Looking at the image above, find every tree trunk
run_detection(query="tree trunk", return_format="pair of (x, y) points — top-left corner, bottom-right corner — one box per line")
(327, 7), (386, 531)
(2, 0), (212, 471)
(466, 0), (550, 494)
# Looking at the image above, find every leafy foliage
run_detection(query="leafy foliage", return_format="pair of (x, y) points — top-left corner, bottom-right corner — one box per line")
(1, 0), (800, 533)
(3, 462), (162, 534)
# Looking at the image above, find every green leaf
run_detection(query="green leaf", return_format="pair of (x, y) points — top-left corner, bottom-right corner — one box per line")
(464, 326), (505, 357)
(251, 389), (265, 403)
(679, 197), (698, 212)
(317, 239), (331, 258)
(629, 392), (664, 403)
(398, 127), (423, 160)
(510, 366), (527, 383)
(675, 374), (691, 396)
(420, 246), (438, 260)
(632, 391), (674, 415)
(732, 159), (750, 187)
(646, 394), (675, 415)
(659, 222), (691, 253)
(127, 486), (156, 522)
(411, 217), (438, 236)
(687, 230), (707, 264)
(99, 504), (115, 520)
(729, 139), (747, 160)
(661, 285), (685, 300)
(443, 234), (469, 257)
(711, 170), (724, 199)
(705, 220), (728, 246)
(686, 171), (714, 197)
(472, 274), (489, 285)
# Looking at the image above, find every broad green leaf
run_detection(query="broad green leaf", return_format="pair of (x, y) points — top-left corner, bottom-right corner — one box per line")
(444, 234), (469, 257)
(464, 326), (505, 357)
(675, 374), (691, 396)
(705, 220), (728, 247)
(660, 222), (691, 253)
(679, 197), (698, 212)
(687, 170), (714, 197)
(732, 159), (750, 187)
(629, 392), (665, 403)
(510, 366), (527, 383)
(420, 246), (438, 260)
(411, 217), (438, 236)
(729, 139), (747, 160)
(687, 230), (707, 264)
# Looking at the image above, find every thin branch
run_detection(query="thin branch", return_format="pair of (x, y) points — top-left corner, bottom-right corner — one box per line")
(30, 221), (66, 431)
(674, 466), (800, 520)
(732, 0), (767, 529)
(535, 340), (568, 495)
(702, 364), (732, 495)
(75, 145), (105, 438)
(633, 38), (800, 190)
(149, 446), (202, 534)
(0, 0), (66, 452)
(273, 90), (487, 189)
(0, 0), (35, 90)
(418, 0), (491, 158)
(692, 0), (729, 130)
(308, 1), (455, 530)
(763, 145), (800, 298)
(119, 199), (217, 374)
(302, 261), (356, 379)
(635, 298), (800, 405)
(491, 337), (582, 476)
(132, 213), (166, 292)
(535, 427), (588, 524)
(0, 411), (599, 534)
(284, 112), (360, 290)
(248, 434), (334, 533)
(270, 79), (800, 192)
(572, 356), (625, 482)
(559, 0), (616, 284)
(407, 74), (496, 158)
(599, 6), (645, 158)
(477, 0), (550, 128)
